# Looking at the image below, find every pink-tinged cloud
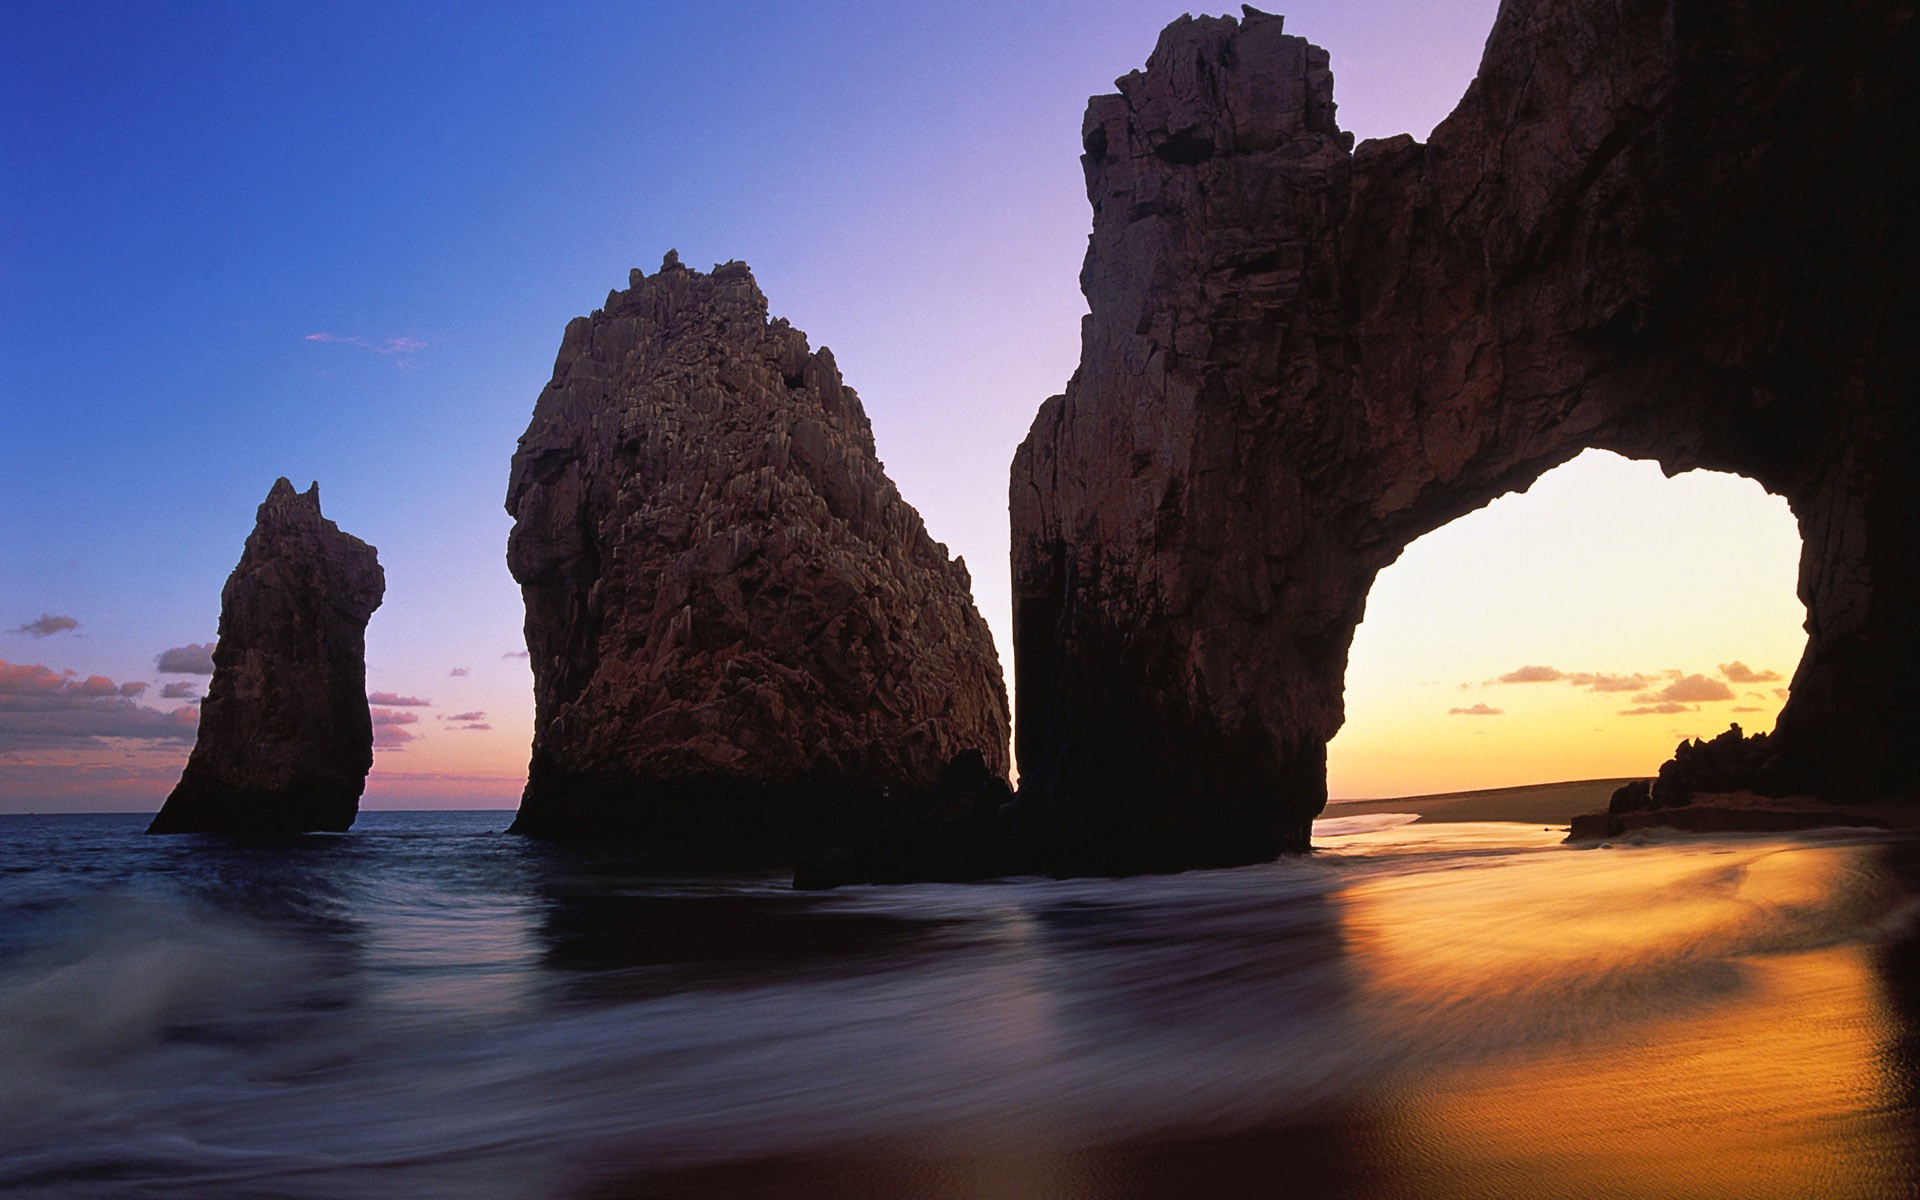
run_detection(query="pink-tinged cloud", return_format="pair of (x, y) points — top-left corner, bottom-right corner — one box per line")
(13, 614), (78, 638)
(160, 681), (197, 699)
(447, 711), (486, 722)
(1720, 661), (1783, 683)
(374, 725), (416, 749)
(305, 331), (427, 361)
(1654, 674), (1737, 703)
(1448, 703), (1504, 716)
(1619, 701), (1696, 716)
(448, 667), (470, 677)
(368, 692), (431, 707)
(370, 708), (421, 726)
(0, 658), (199, 749)
(455, 723), (492, 731)
(1497, 665), (1565, 684)
(156, 643), (216, 674)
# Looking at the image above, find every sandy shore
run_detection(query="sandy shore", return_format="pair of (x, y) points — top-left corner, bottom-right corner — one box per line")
(1323, 779), (1637, 826)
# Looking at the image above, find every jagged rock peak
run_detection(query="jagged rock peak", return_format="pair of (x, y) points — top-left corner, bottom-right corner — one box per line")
(506, 257), (1011, 844)
(149, 478), (385, 834)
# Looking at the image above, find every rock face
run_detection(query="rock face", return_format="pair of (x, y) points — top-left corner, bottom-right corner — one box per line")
(1011, 2), (1918, 871)
(506, 254), (1011, 842)
(149, 479), (385, 834)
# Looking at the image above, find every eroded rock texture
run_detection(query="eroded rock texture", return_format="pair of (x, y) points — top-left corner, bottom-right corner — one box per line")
(149, 479), (385, 834)
(1012, 2), (1917, 871)
(507, 254), (1010, 841)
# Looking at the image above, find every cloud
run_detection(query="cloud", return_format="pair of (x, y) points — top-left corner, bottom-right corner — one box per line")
(13, 614), (78, 638)
(455, 723), (492, 731)
(1731, 706), (1765, 713)
(157, 643), (216, 675)
(304, 331), (427, 365)
(1567, 672), (1657, 693)
(448, 667), (470, 677)
(1619, 702), (1696, 716)
(1652, 674), (1737, 703)
(1720, 661), (1782, 683)
(1448, 703), (1504, 716)
(1496, 665), (1565, 684)
(370, 708), (419, 750)
(1773, 687), (1790, 700)
(503, 650), (529, 659)
(0, 659), (199, 749)
(160, 681), (198, 700)
(447, 711), (486, 722)
(368, 692), (431, 707)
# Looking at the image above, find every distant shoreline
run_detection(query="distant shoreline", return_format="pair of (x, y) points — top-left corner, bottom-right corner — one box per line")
(1324, 779), (1637, 827)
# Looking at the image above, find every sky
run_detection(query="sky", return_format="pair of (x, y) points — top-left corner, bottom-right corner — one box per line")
(0, 1), (1808, 813)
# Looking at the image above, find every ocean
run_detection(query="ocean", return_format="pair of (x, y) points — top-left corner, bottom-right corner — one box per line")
(1, 810), (1916, 1198)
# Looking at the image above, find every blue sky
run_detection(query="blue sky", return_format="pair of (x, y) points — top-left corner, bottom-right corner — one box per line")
(3, 1), (1806, 811)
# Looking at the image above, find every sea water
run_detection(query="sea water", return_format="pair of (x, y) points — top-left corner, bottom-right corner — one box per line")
(0, 810), (1915, 1198)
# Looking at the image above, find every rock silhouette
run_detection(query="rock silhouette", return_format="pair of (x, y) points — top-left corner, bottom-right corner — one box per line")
(506, 254), (1011, 843)
(1011, 1), (1918, 872)
(149, 479), (384, 834)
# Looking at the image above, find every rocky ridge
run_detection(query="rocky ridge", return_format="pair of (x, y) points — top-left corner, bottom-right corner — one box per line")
(149, 479), (385, 834)
(1009, 1), (1918, 873)
(506, 253), (1010, 842)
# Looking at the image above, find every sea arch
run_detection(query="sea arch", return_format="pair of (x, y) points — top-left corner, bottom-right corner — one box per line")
(1009, 0), (1916, 873)
(1328, 450), (1806, 802)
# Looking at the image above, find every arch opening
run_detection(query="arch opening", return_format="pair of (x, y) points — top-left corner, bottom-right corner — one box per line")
(1328, 450), (1807, 802)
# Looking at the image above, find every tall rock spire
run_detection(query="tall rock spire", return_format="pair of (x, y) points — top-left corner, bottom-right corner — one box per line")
(150, 479), (385, 833)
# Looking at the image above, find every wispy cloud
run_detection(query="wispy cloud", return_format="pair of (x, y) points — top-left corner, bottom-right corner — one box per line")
(503, 650), (529, 660)
(156, 643), (216, 675)
(446, 711), (486, 722)
(368, 692), (431, 707)
(448, 667), (470, 677)
(1448, 703), (1504, 716)
(304, 331), (427, 366)
(12, 614), (79, 638)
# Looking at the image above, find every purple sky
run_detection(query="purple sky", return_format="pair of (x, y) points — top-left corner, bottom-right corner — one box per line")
(5, 2), (1805, 812)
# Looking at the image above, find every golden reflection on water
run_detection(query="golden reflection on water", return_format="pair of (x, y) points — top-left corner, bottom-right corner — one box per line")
(1337, 838), (1917, 1199)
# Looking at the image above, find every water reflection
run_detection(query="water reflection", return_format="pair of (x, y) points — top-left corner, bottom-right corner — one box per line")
(2, 814), (1916, 1198)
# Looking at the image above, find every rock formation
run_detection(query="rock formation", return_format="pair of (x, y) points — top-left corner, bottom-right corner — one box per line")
(506, 253), (1010, 842)
(1011, 2), (1918, 872)
(149, 479), (385, 834)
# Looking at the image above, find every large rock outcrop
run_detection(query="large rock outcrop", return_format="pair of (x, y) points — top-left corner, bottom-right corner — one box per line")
(1011, 2), (1917, 872)
(149, 479), (385, 834)
(506, 254), (1010, 842)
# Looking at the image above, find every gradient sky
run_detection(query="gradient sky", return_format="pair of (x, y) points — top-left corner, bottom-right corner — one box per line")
(0, 1), (1807, 813)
